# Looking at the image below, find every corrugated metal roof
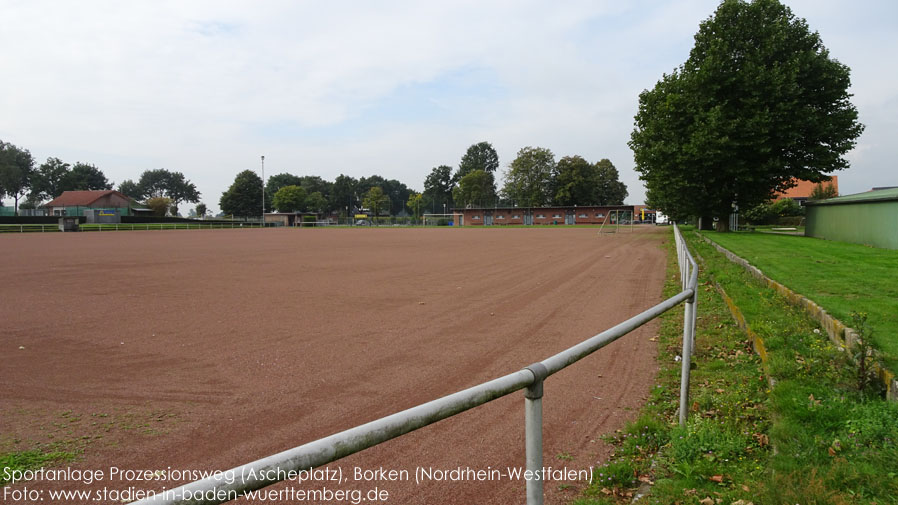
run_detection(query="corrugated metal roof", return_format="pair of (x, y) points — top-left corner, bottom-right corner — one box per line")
(806, 187), (898, 206)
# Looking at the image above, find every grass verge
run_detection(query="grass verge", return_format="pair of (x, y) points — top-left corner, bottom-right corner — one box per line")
(699, 230), (898, 371)
(571, 227), (898, 505)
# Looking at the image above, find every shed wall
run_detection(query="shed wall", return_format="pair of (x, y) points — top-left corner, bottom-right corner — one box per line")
(806, 201), (898, 250)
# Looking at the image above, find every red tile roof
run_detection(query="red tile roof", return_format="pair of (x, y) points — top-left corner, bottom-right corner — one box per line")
(775, 176), (838, 199)
(44, 190), (130, 207)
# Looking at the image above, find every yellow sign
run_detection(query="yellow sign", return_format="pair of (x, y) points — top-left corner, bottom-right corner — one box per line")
(354, 214), (368, 219)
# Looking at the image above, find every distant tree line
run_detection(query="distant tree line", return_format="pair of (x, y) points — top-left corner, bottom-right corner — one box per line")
(218, 141), (628, 219)
(2, 137), (627, 220)
(0, 138), (201, 217)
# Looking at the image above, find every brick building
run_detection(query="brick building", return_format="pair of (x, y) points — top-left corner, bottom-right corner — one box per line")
(453, 205), (636, 226)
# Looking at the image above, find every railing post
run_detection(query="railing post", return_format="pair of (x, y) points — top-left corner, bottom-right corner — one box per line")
(524, 363), (548, 505)
(678, 295), (694, 427)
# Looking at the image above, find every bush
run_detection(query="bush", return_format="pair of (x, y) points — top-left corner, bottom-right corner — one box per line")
(146, 197), (172, 217)
(744, 198), (804, 225)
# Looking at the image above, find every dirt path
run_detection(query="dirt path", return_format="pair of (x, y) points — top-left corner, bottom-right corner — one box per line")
(2, 226), (669, 504)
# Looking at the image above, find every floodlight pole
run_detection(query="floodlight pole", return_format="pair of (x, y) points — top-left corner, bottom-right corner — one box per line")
(261, 155), (265, 225)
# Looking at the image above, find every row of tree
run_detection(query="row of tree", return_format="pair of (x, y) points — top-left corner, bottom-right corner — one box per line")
(4, 138), (627, 219)
(0, 141), (114, 214)
(0, 139), (202, 217)
(629, 0), (863, 231)
(217, 142), (629, 219)
(218, 171), (416, 218)
(422, 142), (628, 213)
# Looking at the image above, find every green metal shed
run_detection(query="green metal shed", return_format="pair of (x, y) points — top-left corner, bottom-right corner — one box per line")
(805, 188), (898, 250)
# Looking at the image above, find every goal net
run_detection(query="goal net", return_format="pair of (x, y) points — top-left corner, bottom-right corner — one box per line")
(422, 213), (456, 226)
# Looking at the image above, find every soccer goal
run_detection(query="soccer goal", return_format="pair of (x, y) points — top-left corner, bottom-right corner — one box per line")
(598, 209), (635, 234)
(422, 213), (456, 226)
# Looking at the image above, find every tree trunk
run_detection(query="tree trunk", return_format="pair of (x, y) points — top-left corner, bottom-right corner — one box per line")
(715, 217), (730, 232)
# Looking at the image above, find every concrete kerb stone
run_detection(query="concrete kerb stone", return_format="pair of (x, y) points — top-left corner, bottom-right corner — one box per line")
(695, 232), (898, 401)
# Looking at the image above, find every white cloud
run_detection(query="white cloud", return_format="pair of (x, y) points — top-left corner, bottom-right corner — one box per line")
(1, 0), (895, 211)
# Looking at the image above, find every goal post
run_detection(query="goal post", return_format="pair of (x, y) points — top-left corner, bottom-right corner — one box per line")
(422, 213), (456, 227)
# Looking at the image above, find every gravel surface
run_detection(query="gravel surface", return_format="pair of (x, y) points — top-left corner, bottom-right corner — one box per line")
(2, 226), (669, 504)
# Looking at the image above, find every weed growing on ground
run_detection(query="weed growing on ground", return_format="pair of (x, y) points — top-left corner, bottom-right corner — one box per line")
(571, 228), (898, 505)
(0, 449), (76, 486)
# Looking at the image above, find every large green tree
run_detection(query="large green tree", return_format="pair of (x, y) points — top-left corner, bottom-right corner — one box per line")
(265, 173), (302, 210)
(592, 159), (628, 205)
(423, 164), (454, 213)
(362, 186), (390, 223)
(135, 169), (200, 207)
(455, 142), (499, 182)
(358, 175), (410, 215)
(29, 159), (112, 204)
(452, 170), (497, 208)
(220, 170), (263, 218)
(29, 157), (71, 203)
(406, 192), (424, 221)
(305, 191), (327, 213)
(272, 185), (307, 212)
(298, 176), (332, 206)
(502, 146), (555, 208)
(117, 179), (141, 199)
(552, 155), (593, 206)
(66, 162), (112, 192)
(0, 140), (35, 214)
(629, 0), (863, 229)
(330, 174), (359, 216)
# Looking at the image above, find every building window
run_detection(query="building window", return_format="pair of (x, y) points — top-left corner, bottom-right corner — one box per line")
(512, 214), (521, 219)
(578, 213), (587, 218)
(536, 214), (546, 219)
(496, 215), (505, 219)
(473, 215), (481, 220)
(552, 214), (562, 218)
(595, 213), (605, 218)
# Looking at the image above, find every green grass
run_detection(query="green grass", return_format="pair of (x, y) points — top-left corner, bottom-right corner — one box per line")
(574, 229), (770, 504)
(572, 227), (898, 505)
(700, 230), (898, 370)
(0, 449), (76, 486)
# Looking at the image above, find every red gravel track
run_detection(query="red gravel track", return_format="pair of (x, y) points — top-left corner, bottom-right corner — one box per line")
(2, 226), (669, 505)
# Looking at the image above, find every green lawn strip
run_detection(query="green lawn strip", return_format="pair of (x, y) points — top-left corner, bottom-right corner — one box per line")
(0, 449), (77, 486)
(573, 230), (769, 504)
(700, 231), (898, 371)
(687, 232), (898, 504)
(570, 228), (898, 505)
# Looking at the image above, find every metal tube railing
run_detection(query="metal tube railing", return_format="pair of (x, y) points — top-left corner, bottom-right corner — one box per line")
(131, 225), (698, 505)
(675, 224), (699, 427)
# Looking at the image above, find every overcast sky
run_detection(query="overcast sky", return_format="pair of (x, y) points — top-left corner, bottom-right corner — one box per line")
(2, 1), (896, 213)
